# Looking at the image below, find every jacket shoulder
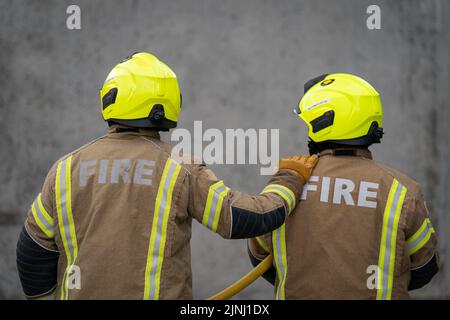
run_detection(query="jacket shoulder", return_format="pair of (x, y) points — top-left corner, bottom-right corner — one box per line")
(369, 159), (421, 195)
(62, 135), (109, 159)
(166, 143), (206, 176)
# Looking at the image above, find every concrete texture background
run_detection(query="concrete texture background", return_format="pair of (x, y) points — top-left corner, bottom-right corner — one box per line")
(0, 0), (449, 299)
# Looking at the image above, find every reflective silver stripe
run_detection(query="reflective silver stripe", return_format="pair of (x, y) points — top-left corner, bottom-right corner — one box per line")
(206, 184), (228, 230)
(275, 229), (284, 299)
(267, 185), (295, 210)
(60, 159), (75, 263)
(406, 222), (433, 254)
(148, 160), (178, 299)
(272, 225), (287, 300)
(56, 156), (78, 300)
(262, 184), (295, 213)
(32, 197), (54, 235)
(379, 181), (404, 300)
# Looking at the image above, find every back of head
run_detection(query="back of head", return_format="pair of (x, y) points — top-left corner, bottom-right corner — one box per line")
(295, 73), (384, 154)
(100, 52), (182, 131)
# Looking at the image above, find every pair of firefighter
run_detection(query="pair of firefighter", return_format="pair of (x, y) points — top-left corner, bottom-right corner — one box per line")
(16, 52), (438, 300)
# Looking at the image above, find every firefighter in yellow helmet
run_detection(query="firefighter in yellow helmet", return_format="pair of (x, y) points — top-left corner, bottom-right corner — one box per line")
(16, 52), (318, 299)
(248, 73), (439, 299)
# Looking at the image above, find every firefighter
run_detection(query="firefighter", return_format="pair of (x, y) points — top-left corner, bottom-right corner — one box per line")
(248, 73), (439, 299)
(15, 52), (318, 299)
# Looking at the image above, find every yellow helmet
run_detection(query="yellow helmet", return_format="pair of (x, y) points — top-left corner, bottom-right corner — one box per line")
(296, 73), (383, 148)
(100, 52), (181, 130)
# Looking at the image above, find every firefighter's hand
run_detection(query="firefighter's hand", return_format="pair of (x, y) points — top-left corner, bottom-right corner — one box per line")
(278, 155), (319, 182)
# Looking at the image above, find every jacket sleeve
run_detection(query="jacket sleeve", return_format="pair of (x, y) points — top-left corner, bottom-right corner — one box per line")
(405, 189), (439, 290)
(248, 234), (275, 284)
(17, 165), (59, 298)
(187, 163), (304, 239)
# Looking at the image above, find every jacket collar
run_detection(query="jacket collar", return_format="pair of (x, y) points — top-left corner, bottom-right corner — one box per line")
(319, 148), (373, 159)
(107, 125), (161, 139)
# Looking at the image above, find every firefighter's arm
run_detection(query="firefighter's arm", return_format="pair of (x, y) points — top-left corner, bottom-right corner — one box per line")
(405, 190), (439, 291)
(187, 155), (318, 239)
(248, 234), (275, 285)
(16, 165), (59, 299)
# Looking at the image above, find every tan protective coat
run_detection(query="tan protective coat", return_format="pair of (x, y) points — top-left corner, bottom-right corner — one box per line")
(24, 127), (304, 299)
(249, 148), (438, 299)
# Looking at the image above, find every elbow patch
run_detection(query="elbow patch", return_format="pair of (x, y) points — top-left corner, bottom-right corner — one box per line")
(16, 226), (59, 298)
(230, 206), (286, 239)
(409, 254), (439, 291)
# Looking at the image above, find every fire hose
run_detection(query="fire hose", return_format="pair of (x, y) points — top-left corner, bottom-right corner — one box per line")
(208, 254), (273, 300)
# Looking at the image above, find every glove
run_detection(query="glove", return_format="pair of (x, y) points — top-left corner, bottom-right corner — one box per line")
(278, 155), (319, 182)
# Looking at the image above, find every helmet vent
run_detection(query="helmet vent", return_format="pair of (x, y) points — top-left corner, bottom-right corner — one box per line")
(310, 110), (335, 133)
(102, 88), (118, 110)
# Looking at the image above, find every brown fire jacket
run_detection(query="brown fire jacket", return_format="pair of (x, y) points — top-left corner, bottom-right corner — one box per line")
(249, 148), (439, 300)
(22, 126), (304, 299)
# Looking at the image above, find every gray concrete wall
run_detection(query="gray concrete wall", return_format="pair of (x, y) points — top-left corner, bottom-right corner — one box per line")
(0, 0), (449, 299)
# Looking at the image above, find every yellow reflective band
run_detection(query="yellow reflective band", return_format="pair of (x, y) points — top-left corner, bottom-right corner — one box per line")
(154, 162), (180, 299)
(56, 161), (68, 260)
(272, 224), (287, 300)
(55, 155), (78, 300)
(279, 225), (288, 300)
(31, 194), (54, 238)
(272, 230), (282, 299)
(211, 187), (229, 233)
(376, 179), (406, 300)
(263, 187), (292, 212)
(408, 229), (433, 256)
(65, 156), (78, 263)
(56, 159), (69, 301)
(387, 185), (406, 299)
(407, 220), (428, 247)
(144, 158), (181, 300)
(376, 180), (397, 300)
(202, 181), (229, 232)
(256, 236), (270, 253)
(202, 181), (223, 226)
(37, 194), (54, 226)
(427, 219), (436, 233)
(262, 184), (295, 213)
(406, 219), (435, 256)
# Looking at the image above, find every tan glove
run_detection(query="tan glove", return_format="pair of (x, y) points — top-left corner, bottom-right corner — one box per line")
(278, 155), (319, 182)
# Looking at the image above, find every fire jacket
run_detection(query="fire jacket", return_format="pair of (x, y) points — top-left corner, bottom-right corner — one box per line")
(16, 126), (304, 299)
(249, 148), (439, 299)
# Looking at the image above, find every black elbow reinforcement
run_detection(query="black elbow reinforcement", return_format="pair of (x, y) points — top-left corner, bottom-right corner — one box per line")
(247, 247), (276, 285)
(230, 206), (286, 239)
(16, 226), (59, 298)
(409, 254), (439, 291)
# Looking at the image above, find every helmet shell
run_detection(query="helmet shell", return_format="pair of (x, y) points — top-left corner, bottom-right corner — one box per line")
(100, 52), (181, 129)
(298, 73), (383, 143)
